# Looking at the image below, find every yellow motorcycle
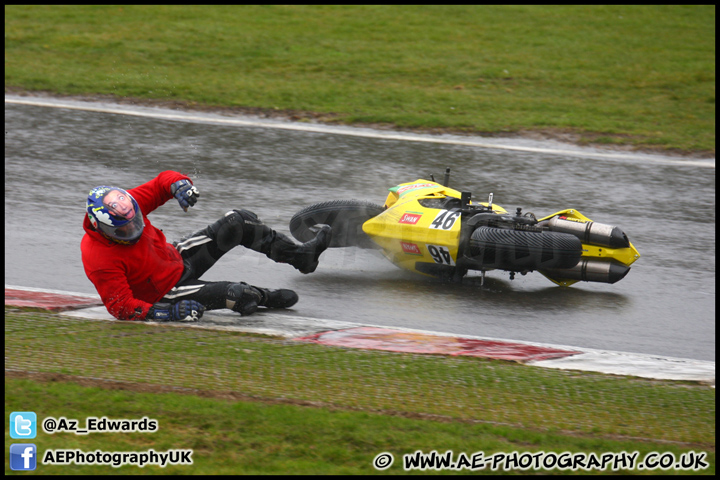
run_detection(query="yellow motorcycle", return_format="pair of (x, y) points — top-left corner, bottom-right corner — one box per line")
(290, 169), (640, 286)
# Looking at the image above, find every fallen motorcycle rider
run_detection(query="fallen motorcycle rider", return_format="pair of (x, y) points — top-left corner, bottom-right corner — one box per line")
(81, 170), (331, 322)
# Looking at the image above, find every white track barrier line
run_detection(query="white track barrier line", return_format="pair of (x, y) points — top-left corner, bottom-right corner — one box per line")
(5, 96), (715, 168)
(530, 351), (715, 384)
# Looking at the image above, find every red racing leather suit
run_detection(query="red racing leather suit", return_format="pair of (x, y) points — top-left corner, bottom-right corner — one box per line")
(81, 171), (191, 320)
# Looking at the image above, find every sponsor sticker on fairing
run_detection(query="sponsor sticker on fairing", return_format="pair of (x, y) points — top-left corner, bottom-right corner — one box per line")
(399, 212), (423, 225)
(400, 242), (422, 256)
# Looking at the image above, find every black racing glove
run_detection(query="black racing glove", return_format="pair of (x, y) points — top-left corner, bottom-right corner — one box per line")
(171, 179), (200, 212)
(147, 300), (205, 322)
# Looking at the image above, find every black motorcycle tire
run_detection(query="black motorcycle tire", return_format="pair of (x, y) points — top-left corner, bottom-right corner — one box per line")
(290, 200), (385, 248)
(468, 226), (582, 271)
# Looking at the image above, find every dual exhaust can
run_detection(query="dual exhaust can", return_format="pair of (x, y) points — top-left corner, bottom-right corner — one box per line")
(541, 258), (631, 284)
(546, 216), (630, 249)
(542, 216), (632, 284)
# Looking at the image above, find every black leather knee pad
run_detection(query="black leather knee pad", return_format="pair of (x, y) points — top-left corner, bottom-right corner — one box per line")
(214, 209), (266, 252)
(225, 282), (262, 316)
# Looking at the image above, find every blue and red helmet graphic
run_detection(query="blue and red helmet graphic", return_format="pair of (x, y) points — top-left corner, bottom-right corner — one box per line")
(86, 186), (145, 244)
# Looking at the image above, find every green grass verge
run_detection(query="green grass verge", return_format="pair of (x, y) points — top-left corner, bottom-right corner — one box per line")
(4, 5), (715, 153)
(4, 377), (714, 475)
(5, 310), (715, 474)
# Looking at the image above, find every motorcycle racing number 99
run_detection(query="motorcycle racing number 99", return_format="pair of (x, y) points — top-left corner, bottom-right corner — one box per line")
(427, 244), (455, 265)
(430, 209), (461, 230)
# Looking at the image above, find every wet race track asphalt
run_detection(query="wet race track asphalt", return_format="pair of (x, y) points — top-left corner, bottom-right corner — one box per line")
(4, 96), (716, 362)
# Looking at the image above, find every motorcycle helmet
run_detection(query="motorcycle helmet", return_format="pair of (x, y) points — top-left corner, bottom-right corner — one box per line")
(86, 186), (145, 244)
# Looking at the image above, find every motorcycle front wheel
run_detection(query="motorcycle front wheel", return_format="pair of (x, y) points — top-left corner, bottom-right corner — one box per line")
(289, 200), (385, 248)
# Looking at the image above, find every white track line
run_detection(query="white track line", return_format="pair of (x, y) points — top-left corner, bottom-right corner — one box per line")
(6, 96), (715, 168)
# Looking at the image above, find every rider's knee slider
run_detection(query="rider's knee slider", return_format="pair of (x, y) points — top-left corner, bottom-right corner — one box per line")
(214, 209), (267, 251)
(225, 282), (261, 316)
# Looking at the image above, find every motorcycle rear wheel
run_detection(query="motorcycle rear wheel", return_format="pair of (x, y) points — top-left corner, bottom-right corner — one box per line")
(468, 226), (582, 271)
(290, 200), (385, 248)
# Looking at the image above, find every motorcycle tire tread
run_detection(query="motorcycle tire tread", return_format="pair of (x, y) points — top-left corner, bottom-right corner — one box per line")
(468, 226), (582, 271)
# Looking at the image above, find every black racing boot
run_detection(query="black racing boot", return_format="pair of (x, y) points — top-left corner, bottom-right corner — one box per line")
(226, 283), (298, 315)
(267, 224), (332, 274)
(252, 286), (299, 309)
(221, 210), (331, 274)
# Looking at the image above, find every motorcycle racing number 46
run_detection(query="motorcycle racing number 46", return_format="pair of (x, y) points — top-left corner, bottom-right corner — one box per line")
(427, 244), (455, 265)
(430, 209), (461, 230)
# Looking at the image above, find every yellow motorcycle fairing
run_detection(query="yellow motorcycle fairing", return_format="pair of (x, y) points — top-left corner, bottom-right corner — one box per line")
(363, 180), (506, 276)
